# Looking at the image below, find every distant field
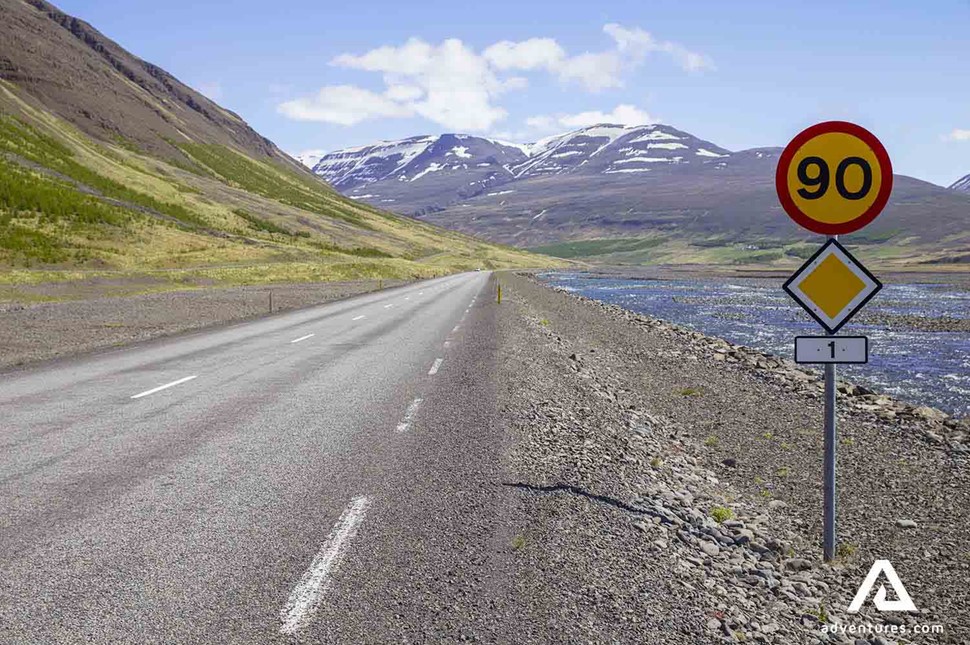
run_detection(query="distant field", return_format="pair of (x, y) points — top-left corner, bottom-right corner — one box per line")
(528, 233), (965, 270)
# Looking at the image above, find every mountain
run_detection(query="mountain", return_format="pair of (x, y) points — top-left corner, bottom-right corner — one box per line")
(0, 0), (551, 284)
(313, 134), (530, 212)
(311, 125), (730, 215)
(951, 174), (970, 192)
(313, 125), (970, 266)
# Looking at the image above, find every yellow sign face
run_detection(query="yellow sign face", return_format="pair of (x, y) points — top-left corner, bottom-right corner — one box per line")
(783, 239), (882, 334)
(776, 122), (893, 235)
(798, 253), (866, 318)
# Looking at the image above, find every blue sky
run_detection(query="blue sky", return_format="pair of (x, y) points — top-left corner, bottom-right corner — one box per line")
(56, 0), (969, 186)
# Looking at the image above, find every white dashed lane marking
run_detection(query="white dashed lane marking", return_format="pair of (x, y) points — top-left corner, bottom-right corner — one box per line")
(428, 358), (443, 376)
(352, 315), (366, 321)
(280, 496), (371, 635)
(130, 375), (198, 400)
(396, 397), (424, 433)
(290, 334), (315, 344)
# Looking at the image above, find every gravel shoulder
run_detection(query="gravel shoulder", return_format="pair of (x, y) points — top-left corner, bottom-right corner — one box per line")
(0, 279), (411, 371)
(496, 272), (969, 644)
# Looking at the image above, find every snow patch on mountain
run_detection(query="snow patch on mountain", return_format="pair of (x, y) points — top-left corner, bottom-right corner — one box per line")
(949, 173), (970, 192)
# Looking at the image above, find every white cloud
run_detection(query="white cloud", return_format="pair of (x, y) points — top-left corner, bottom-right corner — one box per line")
(557, 104), (657, 128)
(483, 38), (566, 71)
(603, 24), (714, 72)
(277, 85), (412, 126)
(277, 25), (709, 131)
(945, 128), (970, 141)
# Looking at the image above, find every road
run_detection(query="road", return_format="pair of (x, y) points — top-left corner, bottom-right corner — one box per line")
(0, 271), (521, 643)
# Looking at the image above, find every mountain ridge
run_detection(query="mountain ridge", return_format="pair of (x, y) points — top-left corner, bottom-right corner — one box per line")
(309, 125), (970, 265)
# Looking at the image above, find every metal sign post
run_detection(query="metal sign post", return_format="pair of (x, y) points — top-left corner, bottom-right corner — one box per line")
(823, 333), (837, 562)
(776, 122), (892, 562)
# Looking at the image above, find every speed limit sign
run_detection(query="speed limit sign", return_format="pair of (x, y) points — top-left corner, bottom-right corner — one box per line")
(775, 121), (893, 235)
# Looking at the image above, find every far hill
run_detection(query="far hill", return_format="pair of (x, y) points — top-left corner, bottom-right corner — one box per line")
(310, 125), (970, 267)
(0, 0), (554, 300)
(951, 174), (970, 192)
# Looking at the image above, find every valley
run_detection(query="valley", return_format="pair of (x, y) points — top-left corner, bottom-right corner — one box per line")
(309, 126), (970, 268)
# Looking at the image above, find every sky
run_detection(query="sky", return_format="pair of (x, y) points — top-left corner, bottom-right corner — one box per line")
(55, 0), (970, 187)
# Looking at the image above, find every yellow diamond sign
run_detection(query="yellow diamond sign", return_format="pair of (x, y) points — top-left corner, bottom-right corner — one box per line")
(784, 239), (881, 334)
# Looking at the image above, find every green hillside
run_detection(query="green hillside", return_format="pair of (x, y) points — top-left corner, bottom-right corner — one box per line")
(0, 84), (556, 301)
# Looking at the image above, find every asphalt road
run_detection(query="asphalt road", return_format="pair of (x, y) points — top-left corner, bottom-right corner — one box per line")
(0, 271), (519, 643)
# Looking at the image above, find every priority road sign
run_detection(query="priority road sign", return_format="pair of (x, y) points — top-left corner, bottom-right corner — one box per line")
(783, 239), (882, 334)
(795, 336), (869, 364)
(776, 121), (893, 235)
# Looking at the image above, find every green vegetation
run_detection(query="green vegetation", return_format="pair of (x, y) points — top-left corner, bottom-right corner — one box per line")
(710, 506), (733, 523)
(775, 466), (790, 478)
(679, 386), (703, 397)
(703, 435), (719, 447)
(836, 543), (857, 559)
(528, 236), (666, 259)
(0, 117), (206, 228)
(179, 143), (369, 228)
(649, 456), (663, 468)
(511, 535), (526, 550)
(0, 100), (557, 296)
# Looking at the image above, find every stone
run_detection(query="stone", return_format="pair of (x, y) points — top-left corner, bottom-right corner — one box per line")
(700, 541), (721, 557)
(786, 558), (812, 572)
(895, 519), (918, 529)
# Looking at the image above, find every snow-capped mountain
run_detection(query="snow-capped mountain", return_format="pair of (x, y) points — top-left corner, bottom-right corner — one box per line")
(295, 150), (327, 169)
(307, 124), (969, 251)
(507, 124), (729, 178)
(950, 173), (970, 192)
(310, 124), (733, 214)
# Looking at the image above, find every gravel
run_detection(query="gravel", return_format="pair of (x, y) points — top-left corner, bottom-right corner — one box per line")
(0, 279), (411, 371)
(496, 272), (969, 644)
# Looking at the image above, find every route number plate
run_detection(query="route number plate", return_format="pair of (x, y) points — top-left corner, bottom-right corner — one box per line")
(795, 336), (869, 364)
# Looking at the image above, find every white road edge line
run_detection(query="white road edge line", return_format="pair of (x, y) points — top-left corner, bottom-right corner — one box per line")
(384, 304), (394, 309)
(130, 375), (198, 400)
(452, 325), (460, 332)
(396, 397), (424, 433)
(291, 334), (315, 344)
(428, 358), (443, 376)
(280, 496), (371, 635)
(352, 315), (366, 321)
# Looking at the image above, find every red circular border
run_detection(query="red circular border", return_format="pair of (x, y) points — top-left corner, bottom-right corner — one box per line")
(775, 121), (893, 236)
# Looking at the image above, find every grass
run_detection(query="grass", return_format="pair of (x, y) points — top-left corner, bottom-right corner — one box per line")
(511, 535), (526, 550)
(710, 506), (733, 523)
(0, 97), (558, 287)
(178, 143), (370, 228)
(679, 386), (704, 397)
(703, 435), (719, 447)
(528, 236), (666, 259)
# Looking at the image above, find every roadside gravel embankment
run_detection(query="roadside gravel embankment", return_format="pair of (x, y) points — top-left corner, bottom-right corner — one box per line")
(498, 272), (968, 644)
(0, 279), (410, 371)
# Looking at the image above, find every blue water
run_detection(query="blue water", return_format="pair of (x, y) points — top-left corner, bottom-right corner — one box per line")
(541, 272), (970, 418)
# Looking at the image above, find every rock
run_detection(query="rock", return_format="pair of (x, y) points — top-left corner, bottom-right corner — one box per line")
(768, 500), (788, 510)
(786, 558), (812, 572)
(895, 519), (918, 529)
(700, 541), (721, 557)
(706, 618), (721, 631)
(721, 458), (738, 468)
(914, 405), (946, 421)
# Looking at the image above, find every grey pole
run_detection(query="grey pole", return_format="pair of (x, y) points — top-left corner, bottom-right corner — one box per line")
(823, 233), (838, 562)
(823, 358), (837, 561)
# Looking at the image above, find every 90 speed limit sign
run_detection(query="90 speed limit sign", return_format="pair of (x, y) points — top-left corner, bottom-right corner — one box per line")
(776, 121), (893, 235)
